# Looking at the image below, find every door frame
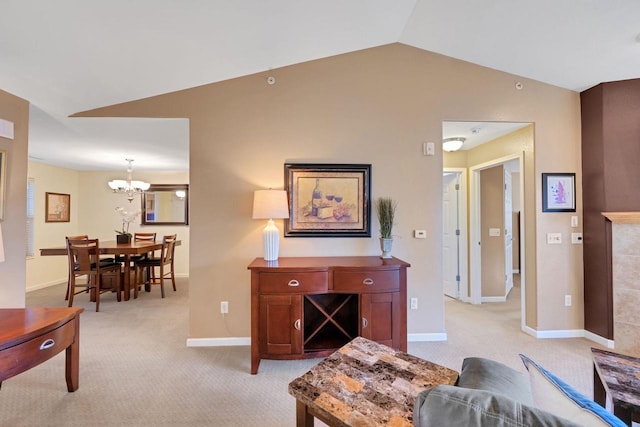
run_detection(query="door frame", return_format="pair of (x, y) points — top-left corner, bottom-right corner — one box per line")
(443, 168), (469, 301)
(469, 152), (526, 330)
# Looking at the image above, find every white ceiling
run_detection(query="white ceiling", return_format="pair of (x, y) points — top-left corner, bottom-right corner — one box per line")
(1, 0), (639, 171)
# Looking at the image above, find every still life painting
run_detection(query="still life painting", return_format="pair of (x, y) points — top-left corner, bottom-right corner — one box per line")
(284, 163), (371, 237)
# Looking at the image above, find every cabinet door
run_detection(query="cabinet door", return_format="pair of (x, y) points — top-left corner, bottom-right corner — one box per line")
(259, 295), (302, 356)
(360, 292), (400, 349)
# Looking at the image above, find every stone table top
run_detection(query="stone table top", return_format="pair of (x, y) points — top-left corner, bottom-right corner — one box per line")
(592, 347), (640, 411)
(288, 337), (459, 427)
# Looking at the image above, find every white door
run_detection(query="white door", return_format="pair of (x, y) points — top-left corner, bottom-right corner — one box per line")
(504, 169), (514, 294)
(443, 173), (460, 299)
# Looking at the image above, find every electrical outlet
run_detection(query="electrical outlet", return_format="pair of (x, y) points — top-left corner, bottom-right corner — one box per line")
(564, 295), (571, 307)
(410, 298), (418, 310)
(547, 233), (562, 244)
(220, 301), (229, 314)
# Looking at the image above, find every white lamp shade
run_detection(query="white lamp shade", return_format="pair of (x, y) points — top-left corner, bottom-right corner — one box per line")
(0, 223), (5, 263)
(443, 137), (465, 152)
(252, 190), (289, 219)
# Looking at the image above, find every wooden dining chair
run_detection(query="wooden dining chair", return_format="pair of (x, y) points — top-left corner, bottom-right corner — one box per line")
(133, 234), (177, 298)
(65, 235), (88, 301)
(67, 238), (122, 312)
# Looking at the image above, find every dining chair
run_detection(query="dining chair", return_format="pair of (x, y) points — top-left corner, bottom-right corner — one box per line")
(65, 235), (88, 301)
(133, 234), (177, 298)
(67, 238), (122, 312)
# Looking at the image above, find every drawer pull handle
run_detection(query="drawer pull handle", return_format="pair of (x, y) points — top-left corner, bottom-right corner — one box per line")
(363, 278), (374, 285)
(362, 317), (368, 328)
(288, 280), (300, 287)
(39, 339), (55, 350)
(294, 319), (301, 330)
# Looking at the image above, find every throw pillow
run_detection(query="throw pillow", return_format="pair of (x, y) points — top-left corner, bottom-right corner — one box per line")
(519, 354), (626, 427)
(457, 357), (534, 406)
(414, 385), (582, 427)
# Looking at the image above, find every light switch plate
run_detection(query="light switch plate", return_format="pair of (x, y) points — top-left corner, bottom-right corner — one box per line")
(547, 233), (562, 244)
(571, 233), (583, 244)
(489, 228), (501, 237)
(414, 230), (427, 239)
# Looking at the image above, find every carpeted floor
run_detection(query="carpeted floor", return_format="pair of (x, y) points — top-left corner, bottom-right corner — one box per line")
(0, 277), (602, 426)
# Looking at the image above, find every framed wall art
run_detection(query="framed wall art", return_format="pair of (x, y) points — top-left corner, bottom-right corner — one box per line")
(542, 173), (576, 212)
(284, 163), (371, 237)
(45, 192), (71, 222)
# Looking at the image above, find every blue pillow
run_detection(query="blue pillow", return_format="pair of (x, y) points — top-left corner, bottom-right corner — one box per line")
(520, 354), (626, 427)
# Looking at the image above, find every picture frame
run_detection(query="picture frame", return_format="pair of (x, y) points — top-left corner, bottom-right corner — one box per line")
(0, 150), (6, 221)
(542, 173), (576, 212)
(45, 192), (71, 222)
(284, 163), (371, 237)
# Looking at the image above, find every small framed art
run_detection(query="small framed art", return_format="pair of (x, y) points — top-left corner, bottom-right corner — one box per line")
(542, 173), (576, 212)
(45, 192), (71, 222)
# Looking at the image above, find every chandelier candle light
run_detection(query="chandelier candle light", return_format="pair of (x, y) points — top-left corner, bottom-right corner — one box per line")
(108, 159), (151, 202)
(252, 189), (289, 261)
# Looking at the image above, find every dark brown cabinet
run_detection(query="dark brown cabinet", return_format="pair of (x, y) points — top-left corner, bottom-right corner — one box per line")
(248, 256), (410, 374)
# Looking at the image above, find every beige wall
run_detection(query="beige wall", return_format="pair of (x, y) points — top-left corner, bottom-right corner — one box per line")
(481, 166), (505, 297)
(25, 163), (190, 290)
(0, 89), (28, 307)
(73, 43), (583, 338)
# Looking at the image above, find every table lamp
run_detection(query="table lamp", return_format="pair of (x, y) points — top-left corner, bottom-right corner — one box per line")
(252, 189), (289, 261)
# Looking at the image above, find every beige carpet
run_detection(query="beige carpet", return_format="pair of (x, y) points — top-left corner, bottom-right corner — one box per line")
(0, 278), (602, 426)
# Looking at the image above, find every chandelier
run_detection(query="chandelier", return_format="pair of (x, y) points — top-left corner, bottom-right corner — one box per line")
(107, 159), (150, 202)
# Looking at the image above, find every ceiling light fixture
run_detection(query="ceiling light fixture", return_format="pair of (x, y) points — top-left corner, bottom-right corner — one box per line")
(107, 159), (150, 203)
(443, 137), (466, 152)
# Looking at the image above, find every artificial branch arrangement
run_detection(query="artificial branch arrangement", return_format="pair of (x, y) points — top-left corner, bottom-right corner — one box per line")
(375, 197), (396, 239)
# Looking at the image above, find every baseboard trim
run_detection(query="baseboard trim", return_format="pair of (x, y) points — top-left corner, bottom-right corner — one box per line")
(481, 296), (507, 303)
(408, 333), (447, 342)
(27, 279), (66, 293)
(523, 327), (615, 348)
(186, 337), (251, 347)
(584, 330), (615, 348)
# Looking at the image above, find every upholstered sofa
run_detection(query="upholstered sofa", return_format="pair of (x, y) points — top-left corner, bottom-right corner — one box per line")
(414, 355), (626, 427)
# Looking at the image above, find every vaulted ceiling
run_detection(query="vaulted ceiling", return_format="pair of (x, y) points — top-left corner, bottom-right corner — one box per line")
(2, 1), (639, 170)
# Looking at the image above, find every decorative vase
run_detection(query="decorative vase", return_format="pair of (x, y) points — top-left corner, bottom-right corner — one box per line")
(380, 238), (393, 259)
(116, 234), (131, 244)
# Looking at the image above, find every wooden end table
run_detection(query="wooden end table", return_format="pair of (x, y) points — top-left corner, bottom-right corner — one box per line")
(289, 337), (458, 426)
(0, 307), (83, 392)
(592, 347), (640, 426)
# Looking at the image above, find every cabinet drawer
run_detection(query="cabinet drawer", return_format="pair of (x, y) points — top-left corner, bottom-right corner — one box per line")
(333, 270), (399, 292)
(0, 320), (74, 381)
(259, 272), (328, 293)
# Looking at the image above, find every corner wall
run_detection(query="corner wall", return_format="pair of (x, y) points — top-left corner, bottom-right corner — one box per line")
(0, 90), (28, 307)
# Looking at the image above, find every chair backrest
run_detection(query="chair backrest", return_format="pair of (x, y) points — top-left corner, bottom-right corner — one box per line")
(161, 235), (177, 264)
(66, 234), (89, 241)
(67, 238), (100, 273)
(134, 232), (156, 242)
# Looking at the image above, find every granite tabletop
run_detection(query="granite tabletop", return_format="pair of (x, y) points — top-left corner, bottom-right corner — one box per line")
(289, 337), (459, 427)
(592, 347), (640, 411)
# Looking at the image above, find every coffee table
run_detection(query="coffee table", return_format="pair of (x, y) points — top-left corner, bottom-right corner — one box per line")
(288, 337), (458, 427)
(592, 347), (640, 426)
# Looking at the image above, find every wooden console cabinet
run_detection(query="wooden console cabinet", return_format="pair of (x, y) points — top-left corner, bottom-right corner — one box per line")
(248, 256), (410, 374)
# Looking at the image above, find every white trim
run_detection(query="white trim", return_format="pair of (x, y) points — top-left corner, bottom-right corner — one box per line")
(408, 332), (448, 342)
(513, 269), (520, 274)
(186, 337), (251, 347)
(27, 279), (66, 292)
(481, 296), (507, 303)
(523, 327), (615, 348)
(584, 330), (615, 349)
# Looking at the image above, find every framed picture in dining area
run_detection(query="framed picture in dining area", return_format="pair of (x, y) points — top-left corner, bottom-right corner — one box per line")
(45, 192), (71, 222)
(284, 163), (371, 237)
(542, 173), (576, 212)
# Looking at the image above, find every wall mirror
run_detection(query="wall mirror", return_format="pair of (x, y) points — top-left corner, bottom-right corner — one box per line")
(142, 184), (189, 225)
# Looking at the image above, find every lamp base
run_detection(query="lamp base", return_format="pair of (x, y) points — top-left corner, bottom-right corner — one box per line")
(262, 219), (280, 261)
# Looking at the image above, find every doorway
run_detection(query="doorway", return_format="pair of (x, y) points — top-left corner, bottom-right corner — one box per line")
(442, 121), (531, 332)
(442, 169), (468, 300)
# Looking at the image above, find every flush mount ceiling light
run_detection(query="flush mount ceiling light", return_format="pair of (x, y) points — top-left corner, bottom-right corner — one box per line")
(443, 137), (466, 152)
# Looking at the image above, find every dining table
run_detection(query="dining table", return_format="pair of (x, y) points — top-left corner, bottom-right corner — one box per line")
(40, 239), (181, 301)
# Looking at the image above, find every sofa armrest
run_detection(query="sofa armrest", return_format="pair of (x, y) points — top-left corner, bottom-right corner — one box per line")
(414, 385), (582, 427)
(457, 357), (533, 406)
